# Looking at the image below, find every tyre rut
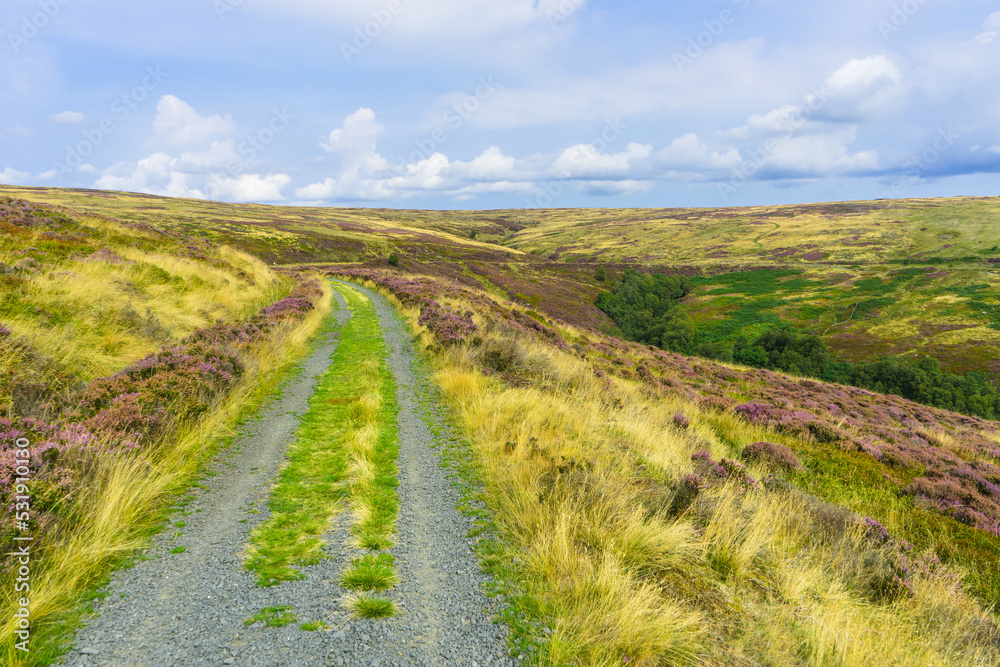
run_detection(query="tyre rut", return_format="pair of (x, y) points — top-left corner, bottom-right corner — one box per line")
(62, 284), (515, 666)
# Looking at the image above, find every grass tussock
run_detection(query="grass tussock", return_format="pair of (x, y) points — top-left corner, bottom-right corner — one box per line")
(340, 553), (398, 592)
(347, 594), (396, 619)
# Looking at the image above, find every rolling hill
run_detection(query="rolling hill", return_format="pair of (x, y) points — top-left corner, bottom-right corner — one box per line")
(1, 186), (999, 665)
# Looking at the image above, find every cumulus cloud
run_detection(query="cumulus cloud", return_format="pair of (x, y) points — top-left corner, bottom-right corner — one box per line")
(300, 108), (551, 201)
(554, 142), (652, 179)
(0, 167), (30, 184)
(320, 107), (389, 174)
(296, 106), (885, 203)
(153, 95), (234, 145)
(175, 140), (241, 172)
(50, 111), (85, 125)
(657, 134), (741, 172)
(761, 129), (879, 177)
(810, 55), (906, 122)
(91, 97), (289, 201)
(723, 55), (906, 143)
(96, 153), (206, 198)
(95, 146), (291, 203)
(207, 173), (291, 202)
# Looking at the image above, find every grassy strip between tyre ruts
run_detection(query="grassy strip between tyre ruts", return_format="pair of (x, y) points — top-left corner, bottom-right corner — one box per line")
(245, 282), (400, 618)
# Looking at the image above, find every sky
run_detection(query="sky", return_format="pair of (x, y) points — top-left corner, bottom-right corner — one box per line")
(1, 0), (998, 210)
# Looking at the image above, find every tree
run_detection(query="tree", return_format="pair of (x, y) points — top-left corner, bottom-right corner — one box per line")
(388, 253), (400, 266)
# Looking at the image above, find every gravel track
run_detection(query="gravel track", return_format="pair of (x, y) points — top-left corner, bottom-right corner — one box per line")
(60, 284), (514, 667)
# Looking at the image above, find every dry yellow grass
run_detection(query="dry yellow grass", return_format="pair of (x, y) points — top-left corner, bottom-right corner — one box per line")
(1, 214), (285, 388)
(367, 282), (1000, 666)
(0, 275), (333, 666)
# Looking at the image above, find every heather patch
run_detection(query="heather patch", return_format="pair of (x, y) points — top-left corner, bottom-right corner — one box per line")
(741, 441), (804, 472)
(0, 276), (323, 556)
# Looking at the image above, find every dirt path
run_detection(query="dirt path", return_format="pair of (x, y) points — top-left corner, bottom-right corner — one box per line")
(327, 281), (514, 667)
(61, 284), (513, 666)
(823, 302), (859, 336)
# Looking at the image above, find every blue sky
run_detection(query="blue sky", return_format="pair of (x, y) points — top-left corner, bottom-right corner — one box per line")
(1, 0), (998, 209)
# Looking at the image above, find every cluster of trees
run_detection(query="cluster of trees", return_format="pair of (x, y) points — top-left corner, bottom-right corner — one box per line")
(596, 270), (1000, 419)
(594, 271), (696, 352)
(826, 357), (1000, 418)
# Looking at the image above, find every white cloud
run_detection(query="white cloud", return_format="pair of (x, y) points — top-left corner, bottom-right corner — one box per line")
(94, 147), (290, 203)
(207, 173), (291, 202)
(296, 106), (885, 202)
(763, 129), (879, 177)
(50, 111), (85, 125)
(153, 95), (234, 145)
(176, 140), (240, 172)
(657, 134), (742, 172)
(723, 55), (906, 144)
(96, 153), (207, 198)
(554, 142), (651, 178)
(0, 167), (30, 184)
(974, 13), (998, 43)
(721, 105), (812, 140)
(809, 55), (906, 123)
(320, 107), (389, 173)
(299, 111), (541, 201)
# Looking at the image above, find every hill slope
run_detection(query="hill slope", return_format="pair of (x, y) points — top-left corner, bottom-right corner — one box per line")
(4, 187), (998, 377)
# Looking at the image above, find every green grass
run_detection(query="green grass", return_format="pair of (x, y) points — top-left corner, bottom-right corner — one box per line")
(350, 595), (396, 619)
(243, 606), (298, 628)
(244, 282), (401, 592)
(340, 554), (398, 592)
(169, 546), (186, 555)
(299, 620), (327, 631)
